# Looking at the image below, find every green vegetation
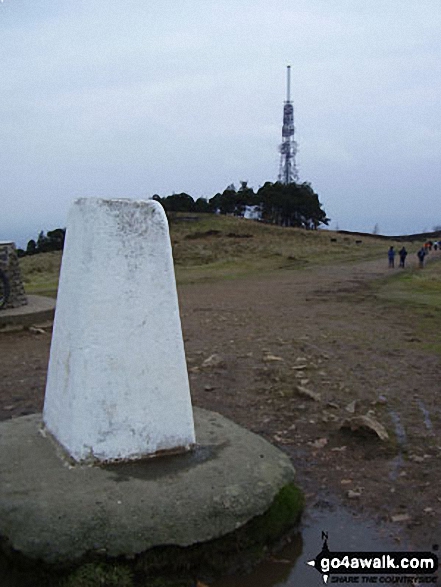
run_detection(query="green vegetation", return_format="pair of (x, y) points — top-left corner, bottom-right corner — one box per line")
(376, 255), (441, 355)
(19, 251), (61, 298)
(19, 214), (405, 295)
(155, 180), (329, 230)
(18, 229), (66, 258)
(378, 257), (441, 309)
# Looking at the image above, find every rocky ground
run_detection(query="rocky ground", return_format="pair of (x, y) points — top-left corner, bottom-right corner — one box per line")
(0, 254), (440, 553)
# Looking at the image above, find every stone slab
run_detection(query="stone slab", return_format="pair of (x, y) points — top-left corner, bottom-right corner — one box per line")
(0, 295), (55, 329)
(0, 408), (295, 565)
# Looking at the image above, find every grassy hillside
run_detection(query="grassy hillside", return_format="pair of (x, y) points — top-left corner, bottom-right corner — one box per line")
(19, 214), (418, 296)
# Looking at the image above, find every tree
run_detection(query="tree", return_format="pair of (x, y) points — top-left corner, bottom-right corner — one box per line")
(209, 183), (256, 216)
(26, 239), (37, 255)
(161, 193), (195, 213)
(47, 228), (66, 251)
(257, 181), (329, 229)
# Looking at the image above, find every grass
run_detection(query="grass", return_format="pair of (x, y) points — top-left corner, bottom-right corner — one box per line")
(19, 251), (61, 298)
(378, 256), (441, 309)
(19, 214), (406, 295)
(376, 255), (441, 355)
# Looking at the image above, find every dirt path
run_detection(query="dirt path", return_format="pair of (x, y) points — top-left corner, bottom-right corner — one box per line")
(0, 253), (440, 551)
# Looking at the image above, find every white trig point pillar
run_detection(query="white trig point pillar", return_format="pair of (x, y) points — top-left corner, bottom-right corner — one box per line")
(43, 198), (195, 463)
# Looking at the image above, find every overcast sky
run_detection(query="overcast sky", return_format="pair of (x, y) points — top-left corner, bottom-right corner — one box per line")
(1, 0), (440, 246)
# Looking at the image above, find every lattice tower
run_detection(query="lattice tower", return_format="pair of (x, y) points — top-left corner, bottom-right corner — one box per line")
(278, 65), (299, 184)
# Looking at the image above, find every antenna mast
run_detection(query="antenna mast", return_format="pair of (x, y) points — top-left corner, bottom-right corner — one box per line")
(278, 65), (299, 184)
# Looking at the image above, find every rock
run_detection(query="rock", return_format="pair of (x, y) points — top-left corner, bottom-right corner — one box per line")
(391, 513), (410, 523)
(340, 415), (389, 441)
(409, 454), (424, 463)
(327, 402), (340, 410)
(296, 386), (321, 402)
(204, 385), (215, 392)
(292, 364), (308, 370)
(340, 479), (352, 485)
(29, 326), (46, 335)
(263, 354), (284, 362)
(201, 354), (224, 369)
(344, 400), (357, 414)
(347, 489), (362, 499)
(309, 438), (328, 449)
(331, 446), (347, 452)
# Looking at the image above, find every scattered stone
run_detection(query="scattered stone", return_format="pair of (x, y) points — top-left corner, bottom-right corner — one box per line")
(300, 378), (310, 386)
(201, 354), (224, 369)
(295, 356), (307, 364)
(331, 446), (347, 452)
(263, 354), (284, 362)
(309, 438), (328, 449)
(327, 402), (340, 409)
(391, 514), (410, 523)
(204, 385), (215, 392)
(377, 395), (388, 405)
(28, 326), (46, 335)
(296, 385), (321, 401)
(424, 507), (434, 514)
(345, 400), (357, 414)
(340, 415), (389, 442)
(292, 364), (307, 370)
(340, 479), (352, 485)
(409, 454), (424, 463)
(189, 366), (201, 373)
(347, 489), (362, 499)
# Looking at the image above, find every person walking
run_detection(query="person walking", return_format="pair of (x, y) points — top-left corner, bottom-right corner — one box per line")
(399, 246), (408, 268)
(388, 246), (396, 268)
(417, 247), (426, 268)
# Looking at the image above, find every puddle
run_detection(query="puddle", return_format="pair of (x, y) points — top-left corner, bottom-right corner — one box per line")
(417, 399), (434, 433)
(388, 410), (407, 445)
(388, 410), (407, 481)
(213, 497), (402, 587)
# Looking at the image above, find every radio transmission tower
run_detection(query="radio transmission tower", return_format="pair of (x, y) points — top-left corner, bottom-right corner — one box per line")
(278, 65), (299, 184)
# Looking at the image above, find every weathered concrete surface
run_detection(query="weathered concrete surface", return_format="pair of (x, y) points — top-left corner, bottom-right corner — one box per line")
(44, 198), (195, 462)
(0, 407), (295, 565)
(0, 295), (55, 329)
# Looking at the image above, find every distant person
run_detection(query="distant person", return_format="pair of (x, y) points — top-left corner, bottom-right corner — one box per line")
(434, 242), (438, 251)
(399, 247), (408, 268)
(388, 246), (395, 268)
(417, 247), (426, 268)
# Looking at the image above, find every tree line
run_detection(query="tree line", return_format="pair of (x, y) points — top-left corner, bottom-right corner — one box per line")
(19, 180), (329, 256)
(154, 180), (329, 230)
(18, 229), (66, 257)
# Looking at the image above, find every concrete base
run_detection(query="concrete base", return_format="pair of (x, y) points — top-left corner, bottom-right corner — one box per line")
(0, 295), (55, 330)
(0, 408), (296, 566)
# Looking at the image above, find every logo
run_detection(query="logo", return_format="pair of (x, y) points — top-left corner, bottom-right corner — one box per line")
(307, 532), (438, 584)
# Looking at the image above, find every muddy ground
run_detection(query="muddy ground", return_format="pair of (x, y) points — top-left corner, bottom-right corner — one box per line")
(0, 254), (440, 553)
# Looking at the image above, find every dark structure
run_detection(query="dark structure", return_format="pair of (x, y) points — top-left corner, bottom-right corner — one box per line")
(0, 242), (27, 309)
(278, 65), (299, 184)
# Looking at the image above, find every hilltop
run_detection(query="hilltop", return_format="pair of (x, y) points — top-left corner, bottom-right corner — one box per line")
(19, 214), (426, 296)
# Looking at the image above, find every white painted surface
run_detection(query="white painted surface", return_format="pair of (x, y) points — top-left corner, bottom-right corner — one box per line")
(43, 198), (195, 462)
